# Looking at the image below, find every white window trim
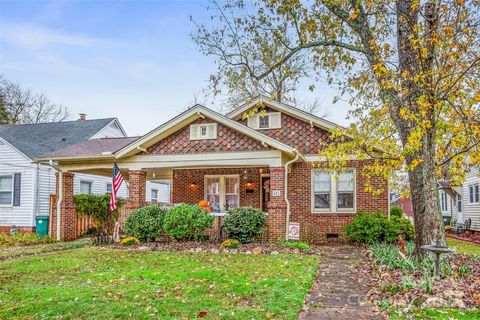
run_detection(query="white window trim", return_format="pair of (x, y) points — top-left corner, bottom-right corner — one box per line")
(0, 174), (14, 207)
(457, 194), (462, 213)
(249, 112), (281, 130)
(151, 188), (158, 202)
(469, 183), (479, 204)
(311, 169), (356, 213)
(190, 123), (218, 140)
(440, 191), (448, 212)
(106, 182), (113, 194)
(204, 174), (240, 212)
(79, 180), (93, 194)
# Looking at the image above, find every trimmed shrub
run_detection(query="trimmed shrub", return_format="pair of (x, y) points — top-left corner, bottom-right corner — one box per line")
(345, 211), (415, 244)
(220, 239), (240, 250)
(390, 206), (404, 218)
(120, 236), (140, 246)
(223, 207), (266, 243)
(163, 204), (214, 241)
(125, 205), (167, 241)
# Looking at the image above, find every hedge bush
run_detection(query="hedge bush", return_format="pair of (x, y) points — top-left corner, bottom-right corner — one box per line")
(163, 204), (213, 241)
(223, 207), (266, 243)
(125, 205), (167, 241)
(345, 211), (415, 244)
(390, 206), (404, 218)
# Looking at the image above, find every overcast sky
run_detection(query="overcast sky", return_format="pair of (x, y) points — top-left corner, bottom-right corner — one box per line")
(0, 0), (353, 136)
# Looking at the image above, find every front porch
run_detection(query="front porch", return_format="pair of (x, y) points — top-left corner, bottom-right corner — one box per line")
(48, 152), (292, 242)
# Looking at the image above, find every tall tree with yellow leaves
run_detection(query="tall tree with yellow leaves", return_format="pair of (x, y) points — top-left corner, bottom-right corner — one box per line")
(200, 0), (480, 256)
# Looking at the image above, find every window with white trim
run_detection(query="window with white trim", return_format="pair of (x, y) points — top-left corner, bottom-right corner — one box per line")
(247, 112), (281, 129)
(205, 175), (240, 212)
(312, 170), (355, 212)
(457, 194), (462, 213)
(337, 171), (355, 210)
(469, 183), (479, 203)
(80, 181), (92, 194)
(151, 189), (158, 203)
(190, 123), (217, 140)
(0, 175), (13, 205)
(106, 183), (112, 194)
(440, 191), (448, 212)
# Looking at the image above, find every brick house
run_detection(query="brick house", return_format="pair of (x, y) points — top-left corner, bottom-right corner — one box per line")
(37, 97), (389, 242)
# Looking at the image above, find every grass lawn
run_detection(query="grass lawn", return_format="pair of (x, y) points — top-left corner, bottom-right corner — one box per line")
(0, 239), (90, 260)
(0, 247), (319, 319)
(447, 237), (480, 256)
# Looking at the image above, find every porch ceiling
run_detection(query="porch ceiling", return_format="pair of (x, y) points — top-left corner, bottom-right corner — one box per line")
(43, 150), (293, 179)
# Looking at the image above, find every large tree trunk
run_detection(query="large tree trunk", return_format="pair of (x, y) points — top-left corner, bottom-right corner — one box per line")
(407, 145), (445, 258)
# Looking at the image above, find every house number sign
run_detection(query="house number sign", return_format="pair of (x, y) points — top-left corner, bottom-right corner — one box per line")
(272, 190), (281, 197)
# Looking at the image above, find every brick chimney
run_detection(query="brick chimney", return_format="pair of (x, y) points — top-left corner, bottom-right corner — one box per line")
(78, 113), (87, 121)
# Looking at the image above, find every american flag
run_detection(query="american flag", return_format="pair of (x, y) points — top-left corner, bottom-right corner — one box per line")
(109, 162), (124, 212)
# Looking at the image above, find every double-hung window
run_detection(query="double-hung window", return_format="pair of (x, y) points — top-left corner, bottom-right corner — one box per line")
(337, 171), (355, 210)
(457, 194), (462, 213)
(312, 171), (331, 210)
(205, 175), (239, 212)
(440, 191), (448, 212)
(469, 183), (479, 203)
(151, 189), (158, 203)
(80, 181), (92, 194)
(312, 170), (355, 212)
(0, 175), (13, 206)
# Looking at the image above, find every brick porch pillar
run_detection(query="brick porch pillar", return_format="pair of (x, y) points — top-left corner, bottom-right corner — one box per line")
(126, 170), (147, 213)
(51, 172), (76, 241)
(267, 166), (287, 241)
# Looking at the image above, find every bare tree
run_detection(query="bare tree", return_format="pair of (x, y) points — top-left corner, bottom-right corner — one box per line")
(191, 0), (324, 114)
(0, 77), (69, 124)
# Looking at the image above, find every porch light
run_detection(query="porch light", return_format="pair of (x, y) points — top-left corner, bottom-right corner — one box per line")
(189, 182), (197, 188)
(245, 181), (255, 193)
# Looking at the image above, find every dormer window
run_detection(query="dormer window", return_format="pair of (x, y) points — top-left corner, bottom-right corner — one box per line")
(259, 115), (269, 129)
(190, 123), (217, 140)
(247, 112), (281, 130)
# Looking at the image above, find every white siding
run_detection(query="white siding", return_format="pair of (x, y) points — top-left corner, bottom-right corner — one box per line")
(0, 139), (36, 227)
(452, 170), (480, 231)
(90, 120), (125, 139)
(74, 173), (129, 198)
(148, 181), (170, 203)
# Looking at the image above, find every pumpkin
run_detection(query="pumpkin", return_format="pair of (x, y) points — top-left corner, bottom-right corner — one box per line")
(198, 200), (209, 208)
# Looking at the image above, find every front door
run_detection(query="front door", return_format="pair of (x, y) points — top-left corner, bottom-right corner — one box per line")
(261, 175), (270, 212)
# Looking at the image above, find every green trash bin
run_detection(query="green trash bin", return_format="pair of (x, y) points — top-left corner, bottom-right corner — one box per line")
(35, 216), (49, 236)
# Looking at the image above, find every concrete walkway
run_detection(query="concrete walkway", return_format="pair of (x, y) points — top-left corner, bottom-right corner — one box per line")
(298, 245), (383, 320)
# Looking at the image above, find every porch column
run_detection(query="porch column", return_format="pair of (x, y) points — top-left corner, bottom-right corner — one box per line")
(267, 166), (287, 241)
(126, 170), (147, 212)
(51, 172), (76, 241)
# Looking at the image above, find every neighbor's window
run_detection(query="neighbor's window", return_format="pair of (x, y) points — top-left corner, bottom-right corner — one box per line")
(337, 170), (355, 210)
(80, 181), (92, 194)
(259, 115), (269, 129)
(205, 175), (239, 212)
(151, 189), (158, 203)
(106, 183), (112, 193)
(469, 183), (479, 203)
(312, 170), (331, 210)
(440, 191), (448, 212)
(457, 194), (462, 213)
(0, 175), (13, 205)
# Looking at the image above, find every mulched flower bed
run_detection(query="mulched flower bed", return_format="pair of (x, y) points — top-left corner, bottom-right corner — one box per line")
(113, 241), (325, 255)
(356, 251), (480, 312)
(448, 234), (480, 245)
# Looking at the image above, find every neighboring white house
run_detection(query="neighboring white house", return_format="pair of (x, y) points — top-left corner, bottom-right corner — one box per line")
(0, 116), (170, 232)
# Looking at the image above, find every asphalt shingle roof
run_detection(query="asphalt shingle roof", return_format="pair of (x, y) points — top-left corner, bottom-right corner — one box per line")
(43, 137), (139, 158)
(0, 118), (116, 159)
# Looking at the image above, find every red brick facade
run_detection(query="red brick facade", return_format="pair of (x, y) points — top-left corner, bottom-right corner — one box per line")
(126, 170), (147, 211)
(146, 117), (271, 154)
(51, 172), (77, 241)
(288, 161), (389, 243)
(172, 167), (269, 207)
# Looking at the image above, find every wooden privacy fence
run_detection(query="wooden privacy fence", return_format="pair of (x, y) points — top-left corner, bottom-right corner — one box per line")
(75, 206), (128, 238)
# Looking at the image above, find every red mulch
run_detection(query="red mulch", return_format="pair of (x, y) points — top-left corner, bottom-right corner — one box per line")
(447, 234), (480, 245)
